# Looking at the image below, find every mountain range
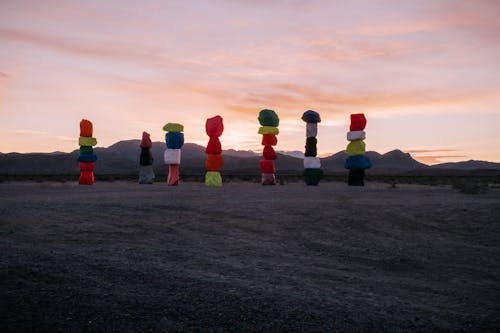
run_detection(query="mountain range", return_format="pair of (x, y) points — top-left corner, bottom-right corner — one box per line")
(1, 140), (499, 175)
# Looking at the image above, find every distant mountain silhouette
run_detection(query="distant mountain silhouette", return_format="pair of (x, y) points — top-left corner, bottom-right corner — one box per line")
(373, 149), (428, 172)
(431, 160), (500, 170)
(223, 149), (259, 158)
(278, 150), (305, 159)
(1, 141), (499, 175)
(320, 149), (429, 173)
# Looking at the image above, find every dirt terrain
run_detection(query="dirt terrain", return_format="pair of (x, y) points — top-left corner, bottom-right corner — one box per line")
(1, 181), (499, 332)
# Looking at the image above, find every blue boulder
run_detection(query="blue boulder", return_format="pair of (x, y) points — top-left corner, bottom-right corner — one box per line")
(301, 110), (321, 123)
(344, 155), (372, 169)
(78, 154), (97, 162)
(165, 132), (184, 149)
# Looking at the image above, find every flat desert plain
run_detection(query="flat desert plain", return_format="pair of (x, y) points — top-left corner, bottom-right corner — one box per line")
(1, 181), (499, 332)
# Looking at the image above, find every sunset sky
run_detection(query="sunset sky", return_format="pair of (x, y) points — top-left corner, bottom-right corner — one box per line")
(1, 0), (499, 164)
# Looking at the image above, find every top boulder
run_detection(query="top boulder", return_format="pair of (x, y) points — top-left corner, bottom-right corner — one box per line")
(349, 113), (366, 131)
(80, 119), (93, 137)
(301, 110), (321, 123)
(140, 131), (152, 148)
(258, 109), (279, 127)
(205, 115), (224, 137)
(163, 123), (184, 132)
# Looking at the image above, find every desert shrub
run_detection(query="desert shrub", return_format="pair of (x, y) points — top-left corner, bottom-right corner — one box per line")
(388, 180), (397, 189)
(452, 179), (489, 194)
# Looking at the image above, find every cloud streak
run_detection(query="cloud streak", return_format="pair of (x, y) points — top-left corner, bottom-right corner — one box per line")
(9, 129), (48, 135)
(54, 135), (75, 142)
(82, 72), (498, 125)
(406, 148), (467, 165)
(0, 28), (133, 59)
(224, 83), (497, 119)
(405, 149), (460, 154)
(413, 155), (468, 165)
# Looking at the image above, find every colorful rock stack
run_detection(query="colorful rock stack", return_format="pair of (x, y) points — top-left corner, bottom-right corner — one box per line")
(139, 131), (155, 184)
(301, 110), (323, 185)
(258, 109), (279, 185)
(163, 123), (184, 186)
(344, 113), (372, 186)
(205, 115), (224, 187)
(78, 119), (97, 185)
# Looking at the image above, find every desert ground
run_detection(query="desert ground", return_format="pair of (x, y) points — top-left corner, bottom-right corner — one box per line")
(1, 180), (499, 332)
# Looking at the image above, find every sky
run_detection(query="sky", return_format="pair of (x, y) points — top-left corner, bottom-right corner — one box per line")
(1, 0), (500, 164)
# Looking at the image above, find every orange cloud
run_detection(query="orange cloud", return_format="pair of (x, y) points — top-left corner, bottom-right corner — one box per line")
(405, 148), (467, 165)
(94, 74), (497, 124)
(405, 149), (460, 154)
(413, 155), (467, 165)
(222, 82), (497, 119)
(225, 104), (262, 122)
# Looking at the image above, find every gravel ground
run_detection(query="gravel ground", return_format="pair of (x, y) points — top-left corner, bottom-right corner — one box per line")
(1, 181), (499, 332)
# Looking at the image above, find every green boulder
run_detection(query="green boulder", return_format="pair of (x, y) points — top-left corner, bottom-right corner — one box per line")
(258, 109), (279, 127)
(163, 123), (184, 132)
(304, 168), (323, 186)
(205, 171), (222, 187)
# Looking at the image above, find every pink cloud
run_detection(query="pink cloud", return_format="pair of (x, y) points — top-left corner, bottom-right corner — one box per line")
(0, 71), (10, 108)
(355, 0), (500, 39)
(0, 28), (183, 70)
(298, 35), (421, 63)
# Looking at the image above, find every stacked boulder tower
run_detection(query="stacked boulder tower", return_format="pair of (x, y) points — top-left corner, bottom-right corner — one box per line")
(345, 113), (372, 186)
(205, 115), (224, 187)
(163, 123), (184, 186)
(78, 119), (97, 185)
(301, 110), (323, 185)
(138, 131), (155, 184)
(258, 109), (280, 185)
